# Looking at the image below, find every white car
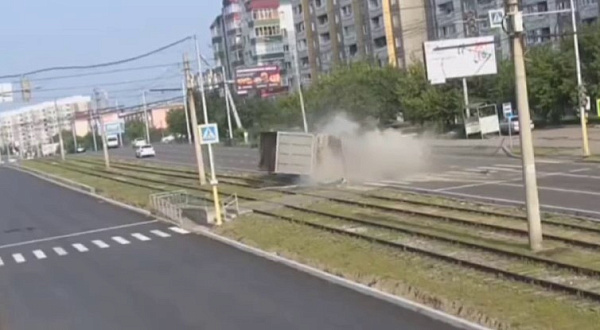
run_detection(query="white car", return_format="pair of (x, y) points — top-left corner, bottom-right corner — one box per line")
(132, 138), (147, 149)
(161, 134), (175, 144)
(135, 144), (156, 158)
(106, 135), (119, 148)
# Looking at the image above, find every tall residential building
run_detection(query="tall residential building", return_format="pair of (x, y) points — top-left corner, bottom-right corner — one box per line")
(211, 0), (245, 82)
(0, 96), (91, 151)
(290, 0), (429, 85)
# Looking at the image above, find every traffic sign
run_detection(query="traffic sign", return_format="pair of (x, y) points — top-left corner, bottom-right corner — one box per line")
(199, 123), (219, 145)
(489, 9), (505, 29)
(502, 102), (512, 118)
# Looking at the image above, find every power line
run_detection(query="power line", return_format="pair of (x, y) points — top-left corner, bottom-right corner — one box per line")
(0, 36), (193, 79)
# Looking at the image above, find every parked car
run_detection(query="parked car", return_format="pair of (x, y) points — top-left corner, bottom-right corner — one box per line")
(500, 116), (535, 135)
(76, 146), (86, 153)
(132, 138), (147, 148)
(135, 144), (156, 158)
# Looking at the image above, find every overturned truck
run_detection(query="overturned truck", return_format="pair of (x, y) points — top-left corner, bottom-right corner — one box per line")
(259, 131), (346, 181)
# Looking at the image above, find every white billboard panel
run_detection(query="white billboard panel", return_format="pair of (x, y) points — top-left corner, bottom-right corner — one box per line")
(479, 115), (500, 135)
(0, 83), (13, 103)
(424, 36), (497, 84)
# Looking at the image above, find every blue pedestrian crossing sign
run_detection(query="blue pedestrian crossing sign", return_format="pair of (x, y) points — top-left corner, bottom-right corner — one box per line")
(199, 123), (219, 145)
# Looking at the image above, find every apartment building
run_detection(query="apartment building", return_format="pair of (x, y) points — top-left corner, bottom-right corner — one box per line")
(0, 96), (91, 151)
(290, 0), (429, 84)
(210, 0), (245, 81)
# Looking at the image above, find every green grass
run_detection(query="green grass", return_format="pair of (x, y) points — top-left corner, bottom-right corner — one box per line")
(216, 215), (600, 330)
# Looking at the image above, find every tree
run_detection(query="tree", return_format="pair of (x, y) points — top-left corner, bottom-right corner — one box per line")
(166, 109), (188, 139)
(124, 120), (146, 141)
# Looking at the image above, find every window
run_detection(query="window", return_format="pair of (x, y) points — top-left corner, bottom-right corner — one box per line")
(296, 22), (305, 32)
(348, 44), (358, 56)
(525, 1), (548, 13)
(297, 39), (308, 50)
(438, 2), (454, 14)
(557, 1), (570, 9)
(373, 36), (387, 48)
(341, 5), (353, 17)
(253, 9), (278, 20)
(255, 25), (281, 37)
(318, 14), (329, 25)
(371, 15), (382, 29)
(294, 4), (303, 15)
(315, 0), (323, 8)
(301, 57), (309, 67)
(344, 25), (356, 36)
(368, 0), (380, 9)
(319, 32), (331, 43)
(438, 24), (456, 37)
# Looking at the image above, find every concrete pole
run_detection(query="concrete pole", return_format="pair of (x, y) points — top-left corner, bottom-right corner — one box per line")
(53, 100), (65, 161)
(142, 91), (151, 143)
(462, 78), (470, 118)
(98, 114), (110, 169)
(182, 80), (192, 144)
(292, 43), (308, 133)
(570, 0), (590, 156)
(508, 0), (543, 251)
(184, 54), (207, 185)
(91, 96), (98, 152)
(71, 119), (78, 152)
(194, 37), (223, 226)
(222, 67), (234, 141)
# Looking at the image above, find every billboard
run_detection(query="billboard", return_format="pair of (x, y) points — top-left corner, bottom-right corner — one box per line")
(235, 65), (281, 95)
(423, 36), (497, 84)
(0, 83), (13, 103)
(104, 120), (125, 135)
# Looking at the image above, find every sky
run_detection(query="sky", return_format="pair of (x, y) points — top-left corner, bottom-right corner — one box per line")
(0, 0), (222, 112)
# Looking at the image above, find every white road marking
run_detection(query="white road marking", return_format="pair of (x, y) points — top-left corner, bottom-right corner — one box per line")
(131, 233), (151, 241)
(169, 227), (190, 234)
(33, 250), (47, 259)
(92, 240), (110, 249)
(72, 243), (89, 252)
(477, 166), (520, 173)
(53, 247), (68, 256)
(497, 182), (600, 196)
(0, 220), (157, 250)
(568, 168), (591, 173)
(150, 230), (171, 238)
(13, 253), (25, 263)
(493, 164), (522, 169)
(112, 236), (130, 245)
(536, 159), (566, 164)
(0, 257), (4, 266)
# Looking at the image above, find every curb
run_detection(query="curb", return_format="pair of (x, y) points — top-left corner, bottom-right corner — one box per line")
(13, 163), (489, 329)
(8, 165), (152, 217)
(190, 226), (491, 330)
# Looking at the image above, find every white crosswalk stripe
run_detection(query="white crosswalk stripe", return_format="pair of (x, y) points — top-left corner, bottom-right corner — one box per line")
(150, 230), (170, 238)
(0, 257), (4, 266)
(92, 240), (110, 249)
(53, 247), (68, 256)
(13, 253), (25, 263)
(72, 243), (89, 252)
(169, 227), (190, 234)
(33, 250), (47, 260)
(112, 236), (130, 245)
(131, 233), (150, 241)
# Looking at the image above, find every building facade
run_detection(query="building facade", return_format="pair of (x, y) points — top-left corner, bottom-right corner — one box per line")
(211, 0), (245, 82)
(0, 96), (91, 151)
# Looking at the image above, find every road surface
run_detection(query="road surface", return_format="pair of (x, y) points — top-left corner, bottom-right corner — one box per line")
(0, 167), (456, 330)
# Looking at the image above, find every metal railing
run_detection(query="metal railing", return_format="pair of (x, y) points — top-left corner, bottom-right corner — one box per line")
(149, 190), (188, 225)
(222, 193), (239, 221)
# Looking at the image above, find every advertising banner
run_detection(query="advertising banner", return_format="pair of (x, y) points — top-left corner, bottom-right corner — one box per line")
(235, 65), (281, 95)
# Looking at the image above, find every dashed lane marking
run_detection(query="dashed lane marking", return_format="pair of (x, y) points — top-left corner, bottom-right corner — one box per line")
(72, 243), (89, 252)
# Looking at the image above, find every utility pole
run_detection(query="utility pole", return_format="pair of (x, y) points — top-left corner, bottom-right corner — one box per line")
(94, 89), (110, 169)
(181, 80), (192, 144)
(195, 37), (223, 226)
(142, 91), (151, 143)
(90, 96), (98, 152)
(291, 43), (308, 133)
(508, 0), (543, 251)
(71, 119), (78, 153)
(569, 0), (590, 156)
(53, 100), (65, 161)
(184, 54), (207, 185)
(222, 67), (234, 141)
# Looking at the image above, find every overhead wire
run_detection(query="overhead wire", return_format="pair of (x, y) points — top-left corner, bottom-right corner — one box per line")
(0, 36), (193, 79)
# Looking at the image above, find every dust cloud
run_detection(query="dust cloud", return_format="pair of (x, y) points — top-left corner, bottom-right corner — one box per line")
(311, 113), (432, 183)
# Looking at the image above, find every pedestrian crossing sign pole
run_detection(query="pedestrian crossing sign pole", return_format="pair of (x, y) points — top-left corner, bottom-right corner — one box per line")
(198, 123), (222, 226)
(488, 9), (505, 29)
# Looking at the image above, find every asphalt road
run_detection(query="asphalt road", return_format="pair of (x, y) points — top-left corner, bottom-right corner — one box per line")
(0, 167), (456, 330)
